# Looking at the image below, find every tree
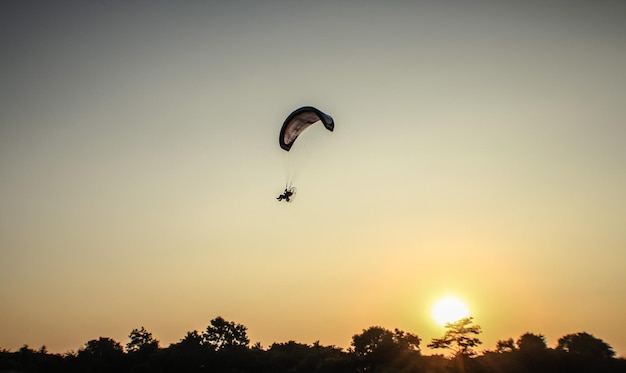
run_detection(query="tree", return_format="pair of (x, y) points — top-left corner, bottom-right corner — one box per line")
(393, 328), (422, 354)
(351, 326), (421, 372)
(18, 345), (35, 355)
(79, 337), (124, 359)
(203, 316), (250, 351)
(495, 338), (516, 353)
(351, 326), (420, 357)
(179, 330), (203, 346)
(127, 327), (159, 354)
(557, 332), (615, 359)
(78, 337), (125, 371)
(516, 332), (547, 353)
(268, 341), (317, 372)
(352, 326), (395, 358)
(427, 317), (482, 357)
(266, 341), (347, 373)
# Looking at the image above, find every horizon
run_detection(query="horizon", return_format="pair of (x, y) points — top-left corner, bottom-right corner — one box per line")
(3, 315), (623, 358)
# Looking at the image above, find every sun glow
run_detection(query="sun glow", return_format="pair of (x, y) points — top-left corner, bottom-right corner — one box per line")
(431, 296), (469, 326)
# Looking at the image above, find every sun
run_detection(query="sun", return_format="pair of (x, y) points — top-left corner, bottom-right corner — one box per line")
(431, 296), (470, 326)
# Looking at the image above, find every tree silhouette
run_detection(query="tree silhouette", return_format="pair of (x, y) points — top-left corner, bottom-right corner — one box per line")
(351, 326), (395, 357)
(393, 329), (422, 354)
(495, 338), (516, 353)
(203, 316), (250, 351)
(557, 332), (615, 359)
(176, 330), (204, 350)
(516, 332), (547, 352)
(78, 337), (125, 372)
(127, 326), (160, 354)
(3, 317), (626, 373)
(352, 326), (420, 357)
(79, 337), (124, 359)
(427, 317), (482, 357)
(351, 326), (421, 372)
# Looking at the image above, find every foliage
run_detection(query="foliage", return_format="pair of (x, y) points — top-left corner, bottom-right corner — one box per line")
(351, 326), (420, 356)
(79, 337), (124, 359)
(267, 340), (347, 373)
(2, 317), (626, 373)
(427, 317), (482, 357)
(495, 338), (516, 353)
(78, 337), (125, 372)
(557, 332), (615, 359)
(176, 330), (204, 349)
(351, 326), (422, 372)
(516, 332), (547, 352)
(127, 326), (160, 354)
(203, 316), (250, 351)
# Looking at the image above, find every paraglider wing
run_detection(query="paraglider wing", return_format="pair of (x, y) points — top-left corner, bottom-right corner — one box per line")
(279, 106), (334, 151)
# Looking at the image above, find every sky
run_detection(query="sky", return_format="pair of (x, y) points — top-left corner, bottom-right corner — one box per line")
(1, 0), (626, 356)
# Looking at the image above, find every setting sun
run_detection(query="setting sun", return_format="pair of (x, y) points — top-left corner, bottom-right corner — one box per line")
(431, 296), (470, 326)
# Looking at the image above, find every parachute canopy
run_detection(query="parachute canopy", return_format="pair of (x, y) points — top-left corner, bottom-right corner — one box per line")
(279, 106), (334, 151)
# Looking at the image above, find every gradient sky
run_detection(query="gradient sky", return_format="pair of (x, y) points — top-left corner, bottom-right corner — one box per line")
(1, 0), (625, 356)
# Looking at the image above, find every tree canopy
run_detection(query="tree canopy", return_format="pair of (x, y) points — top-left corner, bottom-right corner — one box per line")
(557, 332), (615, 359)
(2, 317), (625, 373)
(427, 317), (482, 357)
(204, 316), (250, 351)
(517, 332), (548, 353)
(126, 326), (160, 354)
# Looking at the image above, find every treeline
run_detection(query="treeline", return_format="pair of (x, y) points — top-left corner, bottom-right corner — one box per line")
(1, 316), (625, 373)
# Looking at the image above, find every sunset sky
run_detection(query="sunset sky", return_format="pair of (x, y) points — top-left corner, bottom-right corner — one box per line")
(1, 0), (625, 356)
